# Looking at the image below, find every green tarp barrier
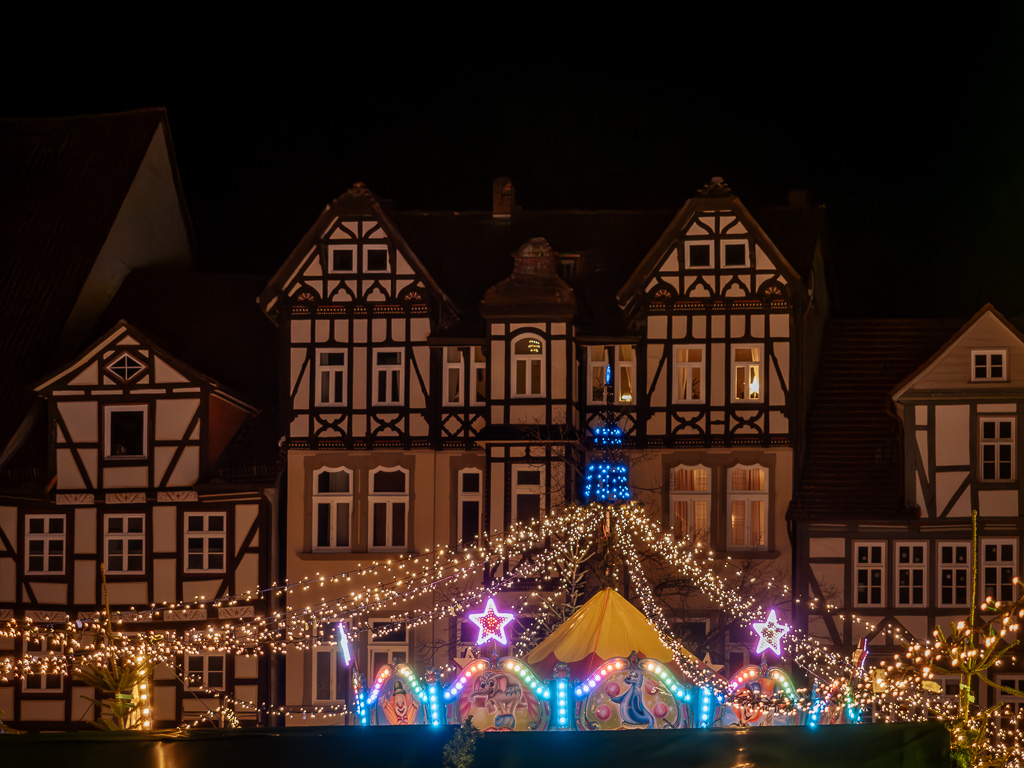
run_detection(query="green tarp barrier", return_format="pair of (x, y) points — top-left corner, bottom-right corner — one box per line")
(0, 723), (950, 767)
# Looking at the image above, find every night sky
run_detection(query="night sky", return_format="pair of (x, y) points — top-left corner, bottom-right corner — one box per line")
(5, 15), (1023, 318)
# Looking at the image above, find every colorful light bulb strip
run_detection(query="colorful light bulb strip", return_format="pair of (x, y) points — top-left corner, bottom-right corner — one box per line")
(554, 676), (571, 730)
(642, 659), (691, 701)
(366, 665), (393, 706)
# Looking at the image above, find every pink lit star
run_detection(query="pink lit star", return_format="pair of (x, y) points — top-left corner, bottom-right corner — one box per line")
(468, 597), (515, 645)
(753, 609), (790, 656)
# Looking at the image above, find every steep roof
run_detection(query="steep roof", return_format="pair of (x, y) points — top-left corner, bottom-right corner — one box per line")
(789, 318), (961, 520)
(0, 109), (192, 456)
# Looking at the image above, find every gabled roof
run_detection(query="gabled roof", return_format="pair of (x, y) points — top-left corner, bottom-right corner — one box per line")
(258, 183), (460, 322)
(789, 318), (961, 520)
(0, 109), (193, 455)
(35, 319), (255, 413)
(615, 178), (813, 312)
(890, 304), (1024, 401)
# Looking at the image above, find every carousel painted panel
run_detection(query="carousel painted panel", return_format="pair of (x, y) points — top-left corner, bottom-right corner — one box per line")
(443, 657), (549, 731)
(367, 664), (427, 725)
(720, 665), (800, 727)
(575, 655), (690, 730)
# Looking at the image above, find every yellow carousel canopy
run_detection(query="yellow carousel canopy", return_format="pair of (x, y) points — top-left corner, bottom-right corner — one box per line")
(526, 588), (700, 679)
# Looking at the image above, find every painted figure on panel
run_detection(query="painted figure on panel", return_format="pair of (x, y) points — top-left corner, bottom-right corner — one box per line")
(471, 671), (524, 730)
(380, 678), (422, 725)
(609, 670), (656, 729)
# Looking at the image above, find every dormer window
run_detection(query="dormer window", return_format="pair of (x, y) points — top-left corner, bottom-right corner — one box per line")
(107, 352), (146, 383)
(512, 335), (545, 398)
(104, 405), (148, 458)
(973, 350), (1007, 381)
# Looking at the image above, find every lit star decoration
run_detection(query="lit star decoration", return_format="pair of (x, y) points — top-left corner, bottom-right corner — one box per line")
(753, 609), (791, 656)
(468, 597), (515, 645)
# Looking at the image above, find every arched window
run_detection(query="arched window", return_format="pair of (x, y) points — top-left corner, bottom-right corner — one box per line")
(369, 466), (409, 551)
(669, 465), (710, 542)
(457, 468), (483, 549)
(313, 467), (353, 551)
(511, 335), (545, 397)
(727, 465), (768, 550)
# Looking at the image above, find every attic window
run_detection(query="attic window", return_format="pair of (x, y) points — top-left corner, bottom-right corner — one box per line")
(685, 241), (713, 269)
(972, 350), (1007, 382)
(722, 240), (749, 268)
(106, 353), (145, 383)
(328, 245), (355, 273)
(365, 247), (389, 272)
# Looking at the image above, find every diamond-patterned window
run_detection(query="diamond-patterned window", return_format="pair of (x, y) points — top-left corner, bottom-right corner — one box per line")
(107, 353), (145, 382)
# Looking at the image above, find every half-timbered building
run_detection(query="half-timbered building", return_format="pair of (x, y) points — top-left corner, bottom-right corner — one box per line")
(260, 177), (828, 719)
(0, 321), (274, 729)
(790, 305), (1024, 712)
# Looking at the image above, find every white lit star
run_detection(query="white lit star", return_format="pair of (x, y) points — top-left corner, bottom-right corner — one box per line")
(467, 597), (515, 645)
(752, 609), (790, 656)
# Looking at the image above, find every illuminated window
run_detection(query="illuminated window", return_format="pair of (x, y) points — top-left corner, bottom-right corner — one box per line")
(373, 349), (404, 406)
(980, 417), (1014, 481)
(732, 346), (762, 403)
(982, 539), (1016, 603)
(316, 349), (347, 406)
(673, 346), (704, 403)
(186, 653), (225, 690)
(512, 335), (545, 397)
(457, 468), (483, 549)
(669, 465), (710, 542)
(895, 542), (926, 607)
(313, 468), (353, 551)
(23, 634), (63, 692)
(588, 345), (636, 405)
(727, 466), (767, 550)
(184, 512), (226, 573)
(938, 542), (970, 607)
(367, 620), (407, 680)
(25, 514), (65, 574)
(104, 514), (145, 574)
(369, 467), (409, 551)
(972, 350), (1007, 381)
(512, 466), (545, 525)
(854, 542), (886, 607)
(104, 404), (148, 458)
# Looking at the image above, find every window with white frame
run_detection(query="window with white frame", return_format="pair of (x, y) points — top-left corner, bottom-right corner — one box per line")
(895, 542), (927, 607)
(106, 352), (146, 383)
(669, 465), (710, 542)
(104, 404), (148, 458)
(938, 542), (971, 607)
(457, 468), (483, 549)
(673, 346), (704, 403)
(512, 466), (545, 526)
(373, 349), (404, 406)
(23, 634), (63, 692)
(327, 244), (356, 273)
(369, 467), (409, 551)
(972, 350), (1007, 381)
(727, 465), (767, 550)
(854, 542), (886, 607)
(313, 625), (348, 703)
(367, 620), (408, 680)
(104, 514), (145, 574)
(470, 347), (487, 405)
(982, 539), (1017, 603)
(316, 349), (347, 406)
(512, 336), (545, 398)
(721, 240), (749, 268)
(184, 512), (226, 572)
(313, 468), (353, 551)
(185, 653), (226, 690)
(587, 345), (636, 405)
(980, 417), (1014, 481)
(25, 514), (65, 574)
(732, 346), (762, 403)
(443, 347), (466, 406)
(997, 676), (1024, 730)
(685, 240), (713, 269)
(364, 245), (389, 273)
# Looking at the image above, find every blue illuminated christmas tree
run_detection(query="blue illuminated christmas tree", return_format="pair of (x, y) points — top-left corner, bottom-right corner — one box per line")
(581, 364), (631, 503)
